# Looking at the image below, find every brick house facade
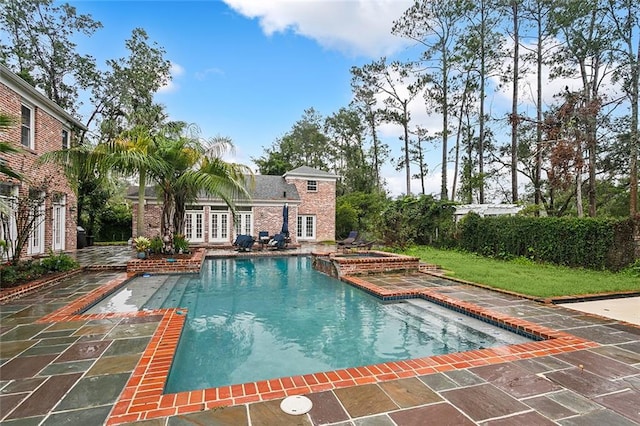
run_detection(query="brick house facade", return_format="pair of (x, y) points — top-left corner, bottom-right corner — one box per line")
(0, 64), (84, 258)
(129, 166), (337, 245)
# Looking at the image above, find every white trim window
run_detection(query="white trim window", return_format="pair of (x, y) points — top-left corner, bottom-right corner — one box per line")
(21, 103), (34, 149)
(184, 206), (204, 243)
(209, 207), (229, 243)
(0, 185), (18, 260)
(307, 180), (317, 192)
(62, 128), (69, 149)
(28, 191), (46, 255)
(234, 208), (253, 237)
(296, 215), (316, 240)
(52, 194), (66, 252)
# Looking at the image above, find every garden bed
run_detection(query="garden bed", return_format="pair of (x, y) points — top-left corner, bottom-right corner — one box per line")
(0, 268), (84, 303)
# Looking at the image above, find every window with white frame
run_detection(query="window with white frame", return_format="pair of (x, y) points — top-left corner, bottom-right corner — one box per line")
(296, 215), (315, 239)
(234, 208), (253, 237)
(62, 129), (69, 149)
(0, 184), (18, 260)
(52, 193), (66, 251)
(307, 180), (317, 192)
(209, 206), (229, 242)
(184, 206), (204, 242)
(28, 191), (45, 255)
(21, 104), (34, 149)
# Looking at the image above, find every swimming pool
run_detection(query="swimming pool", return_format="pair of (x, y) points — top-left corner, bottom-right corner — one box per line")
(87, 256), (532, 393)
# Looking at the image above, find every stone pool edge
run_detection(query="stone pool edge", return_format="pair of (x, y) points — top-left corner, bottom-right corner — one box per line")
(34, 270), (599, 425)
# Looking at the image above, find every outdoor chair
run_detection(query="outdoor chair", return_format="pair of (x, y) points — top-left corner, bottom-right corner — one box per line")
(337, 231), (358, 247)
(267, 233), (287, 250)
(233, 235), (255, 252)
(258, 231), (270, 249)
(350, 238), (374, 250)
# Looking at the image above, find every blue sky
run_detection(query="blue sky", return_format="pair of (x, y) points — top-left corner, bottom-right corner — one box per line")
(67, 1), (584, 198)
(68, 0), (432, 195)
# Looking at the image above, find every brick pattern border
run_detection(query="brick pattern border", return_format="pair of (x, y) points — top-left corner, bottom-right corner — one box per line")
(32, 267), (600, 425)
(107, 276), (596, 424)
(126, 249), (205, 276)
(0, 268), (84, 304)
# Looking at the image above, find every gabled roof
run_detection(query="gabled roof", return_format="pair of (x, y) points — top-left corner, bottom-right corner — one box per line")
(283, 166), (338, 180)
(0, 63), (86, 131)
(249, 175), (299, 201)
(126, 174), (300, 203)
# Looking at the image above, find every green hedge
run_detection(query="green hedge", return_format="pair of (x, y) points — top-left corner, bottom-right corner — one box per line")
(457, 214), (637, 270)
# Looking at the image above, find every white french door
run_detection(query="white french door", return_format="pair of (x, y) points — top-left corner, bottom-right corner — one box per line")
(28, 202), (45, 255)
(296, 215), (316, 240)
(184, 210), (204, 243)
(234, 211), (253, 237)
(209, 210), (229, 243)
(52, 197), (66, 251)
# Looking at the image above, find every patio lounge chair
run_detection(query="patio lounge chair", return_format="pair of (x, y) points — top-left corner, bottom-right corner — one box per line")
(233, 235), (255, 252)
(337, 231), (358, 247)
(267, 233), (287, 250)
(349, 237), (374, 250)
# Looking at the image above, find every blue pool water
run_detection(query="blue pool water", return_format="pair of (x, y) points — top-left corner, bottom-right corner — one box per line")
(87, 256), (531, 392)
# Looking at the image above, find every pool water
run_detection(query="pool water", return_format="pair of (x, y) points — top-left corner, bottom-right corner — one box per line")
(87, 257), (531, 393)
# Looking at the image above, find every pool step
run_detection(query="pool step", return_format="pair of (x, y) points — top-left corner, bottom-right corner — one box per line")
(143, 275), (182, 310)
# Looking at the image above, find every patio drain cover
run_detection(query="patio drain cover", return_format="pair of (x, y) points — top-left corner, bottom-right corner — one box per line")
(280, 395), (312, 415)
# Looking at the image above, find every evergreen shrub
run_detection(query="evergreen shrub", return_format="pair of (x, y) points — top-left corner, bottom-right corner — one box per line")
(456, 214), (636, 270)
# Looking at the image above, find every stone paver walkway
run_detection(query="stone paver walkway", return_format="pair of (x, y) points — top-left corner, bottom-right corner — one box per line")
(0, 246), (638, 425)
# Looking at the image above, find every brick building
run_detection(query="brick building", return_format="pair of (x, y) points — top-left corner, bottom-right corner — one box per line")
(0, 64), (84, 259)
(128, 166), (337, 245)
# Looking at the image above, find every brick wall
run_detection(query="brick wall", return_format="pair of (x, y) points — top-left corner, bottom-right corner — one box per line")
(131, 203), (163, 239)
(286, 178), (335, 241)
(126, 248), (204, 276)
(0, 81), (78, 254)
(253, 204), (298, 243)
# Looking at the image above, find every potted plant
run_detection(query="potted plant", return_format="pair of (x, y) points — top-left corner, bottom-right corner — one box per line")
(133, 236), (151, 259)
(173, 234), (190, 254)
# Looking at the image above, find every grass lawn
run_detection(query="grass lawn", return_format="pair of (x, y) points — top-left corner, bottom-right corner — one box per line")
(403, 246), (640, 299)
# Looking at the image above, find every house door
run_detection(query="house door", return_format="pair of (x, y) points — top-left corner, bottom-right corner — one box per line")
(52, 197), (66, 251)
(234, 211), (253, 237)
(28, 202), (45, 255)
(209, 210), (229, 243)
(184, 210), (204, 243)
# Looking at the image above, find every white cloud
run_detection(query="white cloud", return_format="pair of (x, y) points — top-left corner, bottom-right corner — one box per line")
(222, 0), (414, 57)
(195, 67), (225, 81)
(158, 62), (185, 94)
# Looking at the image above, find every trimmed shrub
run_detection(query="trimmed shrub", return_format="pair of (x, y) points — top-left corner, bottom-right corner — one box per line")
(456, 215), (636, 270)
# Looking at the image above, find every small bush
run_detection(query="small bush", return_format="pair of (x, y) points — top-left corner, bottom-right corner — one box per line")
(174, 234), (189, 253)
(150, 236), (164, 253)
(0, 252), (79, 288)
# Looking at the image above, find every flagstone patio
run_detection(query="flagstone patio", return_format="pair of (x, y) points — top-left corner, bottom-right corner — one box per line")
(1, 246), (638, 425)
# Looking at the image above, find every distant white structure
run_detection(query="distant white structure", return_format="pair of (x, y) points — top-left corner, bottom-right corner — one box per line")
(453, 204), (524, 222)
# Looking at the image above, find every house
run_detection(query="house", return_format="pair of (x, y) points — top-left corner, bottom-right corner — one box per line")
(127, 166), (338, 245)
(0, 64), (84, 258)
(453, 204), (524, 223)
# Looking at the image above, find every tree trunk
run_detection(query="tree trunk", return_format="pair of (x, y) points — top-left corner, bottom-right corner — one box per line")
(403, 100), (411, 195)
(441, 53), (449, 201)
(535, 10), (543, 213)
(511, 1), (519, 203)
(136, 167), (146, 237)
(630, 38), (639, 216)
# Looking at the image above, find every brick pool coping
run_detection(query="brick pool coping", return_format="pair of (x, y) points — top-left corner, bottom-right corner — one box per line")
(36, 271), (600, 425)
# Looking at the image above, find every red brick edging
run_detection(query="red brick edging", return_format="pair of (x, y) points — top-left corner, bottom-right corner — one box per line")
(0, 268), (84, 304)
(34, 269), (600, 425)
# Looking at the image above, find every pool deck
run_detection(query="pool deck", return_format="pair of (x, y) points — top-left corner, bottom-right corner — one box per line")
(0, 246), (639, 425)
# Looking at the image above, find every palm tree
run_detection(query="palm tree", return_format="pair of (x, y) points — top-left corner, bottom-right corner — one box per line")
(101, 125), (168, 237)
(151, 124), (252, 251)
